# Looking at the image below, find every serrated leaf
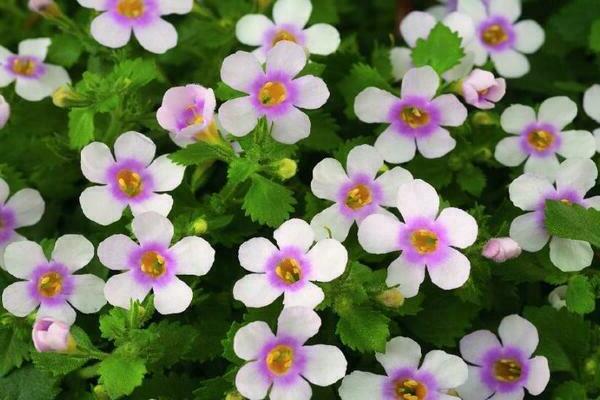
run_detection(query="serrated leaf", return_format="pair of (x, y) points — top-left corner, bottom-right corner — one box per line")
(411, 23), (465, 74)
(302, 111), (342, 151)
(99, 308), (128, 342)
(169, 142), (236, 166)
(336, 307), (390, 352)
(566, 275), (596, 314)
(242, 175), (296, 227)
(0, 321), (31, 377)
(68, 108), (95, 150)
(456, 166), (486, 196)
(30, 352), (91, 377)
(0, 366), (60, 400)
(98, 355), (147, 399)
(227, 158), (259, 186)
(545, 201), (600, 248)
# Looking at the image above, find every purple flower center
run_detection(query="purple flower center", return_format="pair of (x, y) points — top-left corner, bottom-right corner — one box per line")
(383, 368), (438, 400)
(478, 16), (515, 51)
(389, 96), (441, 138)
(520, 122), (560, 157)
(29, 262), (74, 305)
(259, 81), (288, 106)
(177, 102), (206, 131)
(37, 271), (63, 298)
(272, 29), (298, 46)
(140, 250), (167, 278)
(4, 55), (46, 79)
(493, 358), (522, 383)
(116, 0), (145, 18)
(410, 229), (439, 255)
(0, 206), (16, 245)
(393, 378), (428, 400)
(265, 344), (295, 375)
(481, 346), (529, 392)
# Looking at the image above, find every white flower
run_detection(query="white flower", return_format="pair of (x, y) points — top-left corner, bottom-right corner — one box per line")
(355, 66), (467, 164)
(458, 0), (545, 78)
(79, 131), (185, 225)
(339, 336), (468, 400)
(0, 38), (70, 101)
(310, 144), (412, 241)
(236, 0), (340, 62)
(358, 179), (478, 297)
(508, 158), (600, 271)
(234, 307), (347, 400)
(233, 218), (347, 309)
(1, 235), (106, 324)
(583, 84), (600, 152)
(495, 96), (595, 181)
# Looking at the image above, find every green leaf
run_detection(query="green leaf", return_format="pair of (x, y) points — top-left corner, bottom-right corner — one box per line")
(566, 275), (596, 314)
(99, 308), (128, 342)
(68, 108), (95, 150)
(98, 354), (147, 399)
(336, 307), (390, 353)
(0, 319), (31, 377)
(411, 23), (465, 75)
(30, 352), (91, 377)
(590, 20), (600, 52)
(169, 142), (236, 166)
(549, 0), (600, 47)
(0, 366), (60, 400)
(48, 34), (83, 67)
(242, 175), (297, 227)
(227, 158), (259, 186)
(456, 166), (486, 197)
(553, 381), (588, 400)
(302, 111), (342, 151)
(545, 201), (600, 248)
(338, 63), (393, 118)
(215, 82), (245, 101)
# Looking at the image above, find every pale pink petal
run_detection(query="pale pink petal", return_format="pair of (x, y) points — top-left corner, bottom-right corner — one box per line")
(354, 87), (398, 123)
(508, 174), (553, 211)
(431, 94), (467, 127)
(235, 362), (272, 399)
(416, 127), (456, 159)
(51, 234), (94, 272)
(220, 51), (264, 93)
(98, 234), (139, 270)
(37, 302), (76, 325)
(170, 236), (215, 276)
(302, 345), (347, 386)
(114, 131), (156, 165)
(375, 127), (417, 163)
(153, 277), (192, 314)
(386, 255), (426, 298)
(495, 137), (527, 166)
(311, 158), (349, 201)
(129, 193), (173, 217)
(306, 239), (348, 282)
(238, 237), (278, 273)
(5, 189), (44, 228)
(271, 107), (310, 144)
(90, 13), (132, 49)
(375, 336), (422, 374)
(525, 356), (550, 395)
(133, 18), (177, 54)
(233, 273), (282, 307)
(18, 38), (50, 60)
(459, 330), (501, 365)
(270, 379), (312, 400)
(236, 14), (274, 46)
(69, 274), (106, 313)
(81, 142), (115, 184)
(501, 104), (536, 134)
(401, 66), (440, 100)
(218, 97), (259, 137)
(4, 240), (47, 279)
(375, 166), (413, 207)
(146, 154), (185, 192)
(397, 179), (439, 220)
(400, 11), (436, 47)
(2, 281), (39, 317)
(339, 372), (387, 400)
(436, 208), (478, 249)
(498, 314), (539, 357)
(266, 41), (307, 77)
(104, 271), (150, 309)
(293, 75), (329, 109)
(234, 321), (275, 360)
(509, 212), (549, 252)
(421, 350), (468, 389)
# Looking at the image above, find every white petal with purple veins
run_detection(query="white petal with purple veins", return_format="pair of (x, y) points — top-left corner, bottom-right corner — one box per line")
(457, 366), (494, 400)
(235, 362), (272, 400)
(220, 51), (263, 93)
(437, 208), (478, 249)
(459, 330), (501, 365)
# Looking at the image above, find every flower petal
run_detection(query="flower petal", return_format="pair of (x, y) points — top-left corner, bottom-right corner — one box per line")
(170, 236), (215, 276)
(132, 211), (173, 247)
(457, 0), (487, 21)
(498, 314), (539, 357)
(339, 371), (387, 400)
(293, 75), (329, 109)
(376, 336), (422, 374)
(459, 330), (501, 366)
(401, 66), (440, 100)
(129, 193), (173, 217)
(523, 155), (560, 182)
(52, 235), (94, 272)
(304, 23), (340, 55)
(501, 104), (536, 134)
(274, 218), (314, 252)
(376, 166), (413, 207)
(282, 282), (325, 309)
(437, 208), (478, 249)
(347, 145), (383, 179)
(390, 47), (413, 81)
(358, 214), (402, 254)
(508, 174), (553, 211)
(270, 378), (312, 400)
(81, 142), (115, 184)
(37, 302), (76, 325)
(311, 158), (349, 201)
(153, 277), (192, 314)
(386, 255), (426, 298)
(69, 274), (106, 313)
(400, 11), (436, 47)
(79, 186), (126, 226)
(509, 212), (549, 252)
(104, 272), (150, 309)
(266, 41), (307, 77)
(271, 107), (310, 144)
(133, 18), (177, 54)
(234, 321), (275, 361)
(555, 158), (597, 195)
(236, 14), (274, 46)
(5, 188), (44, 228)
(307, 239), (348, 282)
(277, 306), (320, 343)
(235, 361), (272, 400)
(19, 38), (50, 60)
(0, 178), (8, 204)
(491, 50), (529, 79)
(416, 127), (456, 159)
(221, 51), (263, 93)
(549, 237), (593, 272)
(114, 131), (155, 165)
(375, 127), (417, 163)
(218, 97), (259, 137)
(146, 154), (185, 192)
(514, 20), (545, 54)
(157, 0), (192, 14)
(90, 13), (132, 49)
(272, 0), (312, 27)
(557, 130), (595, 159)
(488, 0), (521, 22)
(495, 137), (527, 166)
(525, 356), (550, 395)
(489, 388), (525, 400)
(4, 240), (47, 279)
(233, 273), (282, 308)
(538, 96), (578, 131)
(431, 94), (467, 127)
(584, 84), (600, 124)
(427, 248), (471, 290)
(310, 205), (354, 242)
(2, 281), (39, 317)
(302, 345), (347, 386)
(421, 350), (469, 389)
(354, 87), (397, 123)
(98, 234), (138, 270)
(239, 237), (277, 273)
(397, 179), (439, 220)
(456, 366), (494, 400)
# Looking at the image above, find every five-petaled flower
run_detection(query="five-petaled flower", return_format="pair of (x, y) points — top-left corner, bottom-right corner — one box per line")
(218, 41), (330, 144)
(355, 66), (467, 164)
(236, 0), (340, 62)
(457, 315), (549, 400)
(0, 38), (70, 101)
(508, 158), (600, 272)
(358, 179), (478, 297)
(234, 306), (347, 400)
(99, 211), (215, 314)
(77, 0), (192, 54)
(458, 0), (545, 78)
(310, 144), (413, 242)
(495, 96), (595, 181)
(233, 218), (347, 309)
(0, 177), (44, 268)
(339, 336), (468, 400)
(1, 235), (106, 324)
(79, 131), (185, 226)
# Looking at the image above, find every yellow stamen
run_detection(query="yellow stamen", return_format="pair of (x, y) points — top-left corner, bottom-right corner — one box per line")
(272, 30), (297, 45)
(401, 107), (430, 128)
(266, 345), (294, 375)
(410, 229), (438, 255)
(117, 0), (145, 18)
(117, 169), (143, 197)
(140, 251), (167, 278)
(38, 272), (63, 297)
(275, 258), (302, 284)
(345, 184), (373, 210)
(494, 358), (522, 382)
(527, 130), (554, 152)
(12, 58), (37, 76)
(259, 82), (287, 106)
(394, 379), (428, 400)
(482, 24), (509, 46)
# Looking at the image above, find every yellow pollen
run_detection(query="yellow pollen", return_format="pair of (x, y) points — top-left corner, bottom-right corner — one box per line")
(140, 251), (167, 278)
(12, 58), (37, 76)
(411, 229), (438, 255)
(560, 199), (572, 206)
(401, 107), (430, 128)
(275, 258), (302, 284)
(38, 272), (63, 298)
(345, 184), (373, 210)
(266, 345), (294, 375)
(117, 169), (143, 197)
(117, 0), (145, 18)
(395, 379), (428, 400)
(482, 24), (509, 46)
(494, 358), (522, 382)
(272, 30), (297, 45)
(527, 130), (554, 152)
(259, 82), (287, 106)
(195, 120), (221, 144)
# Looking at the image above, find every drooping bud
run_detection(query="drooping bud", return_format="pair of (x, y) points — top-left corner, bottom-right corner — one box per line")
(225, 391), (244, 400)
(482, 237), (522, 263)
(471, 111), (496, 126)
(52, 85), (87, 108)
(32, 318), (75, 353)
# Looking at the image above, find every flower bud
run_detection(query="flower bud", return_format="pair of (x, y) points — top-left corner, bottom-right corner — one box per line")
(225, 391), (244, 400)
(548, 285), (567, 310)
(482, 237), (521, 263)
(462, 69), (506, 110)
(0, 95), (10, 129)
(272, 158), (297, 180)
(52, 85), (86, 108)
(258, 0), (273, 11)
(28, 0), (62, 17)
(471, 111), (496, 126)
(191, 217), (208, 235)
(32, 318), (75, 353)
(376, 288), (405, 308)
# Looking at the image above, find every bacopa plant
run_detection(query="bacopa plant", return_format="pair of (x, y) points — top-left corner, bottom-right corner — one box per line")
(0, 0), (598, 399)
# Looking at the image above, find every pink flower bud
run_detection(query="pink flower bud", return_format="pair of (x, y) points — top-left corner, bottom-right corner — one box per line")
(482, 237), (521, 262)
(0, 95), (9, 129)
(28, 0), (61, 16)
(32, 318), (74, 353)
(462, 69), (506, 110)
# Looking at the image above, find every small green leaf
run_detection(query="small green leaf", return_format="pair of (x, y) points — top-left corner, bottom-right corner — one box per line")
(545, 201), (600, 248)
(338, 63), (393, 118)
(553, 381), (588, 400)
(227, 158), (259, 186)
(242, 175), (297, 227)
(566, 275), (596, 314)
(215, 82), (245, 101)
(169, 142), (236, 166)
(590, 19), (600, 52)
(98, 354), (147, 399)
(456, 166), (486, 197)
(336, 307), (390, 353)
(411, 23), (465, 75)
(68, 108), (95, 150)
(30, 352), (91, 377)
(48, 34), (83, 67)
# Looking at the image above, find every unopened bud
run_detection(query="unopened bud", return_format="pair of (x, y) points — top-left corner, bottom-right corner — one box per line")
(225, 391), (244, 400)
(472, 111), (496, 126)
(93, 385), (109, 400)
(258, 0), (273, 11)
(585, 358), (597, 376)
(52, 85), (86, 108)
(191, 218), (208, 235)
(272, 158), (297, 180)
(548, 285), (567, 310)
(28, 0), (62, 17)
(377, 288), (405, 308)
(32, 318), (75, 353)
(482, 237), (521, 263)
